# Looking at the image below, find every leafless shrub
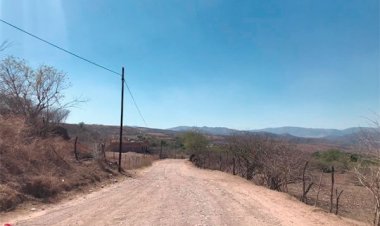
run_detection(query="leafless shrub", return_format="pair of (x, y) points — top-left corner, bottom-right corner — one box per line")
(354, 119), (380, 225)
(0, 184), (24, 211)
(22, 175), (60, 199)
(226, 134), (268, 180)
(260, 139), (306, 191)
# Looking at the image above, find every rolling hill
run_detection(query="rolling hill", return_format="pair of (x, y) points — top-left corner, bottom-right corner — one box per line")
(169, 126), (368, 138)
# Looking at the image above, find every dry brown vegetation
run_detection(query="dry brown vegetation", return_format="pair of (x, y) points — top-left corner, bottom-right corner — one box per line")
(0, 116), (119, 211)
(105, 152), (157, 170)
(288, 171), (374, 224)
(354, 122), (380, 225)
(0, 56), (162, 212)
(185, 131), (376, 224)
(187, 132), (308, 192)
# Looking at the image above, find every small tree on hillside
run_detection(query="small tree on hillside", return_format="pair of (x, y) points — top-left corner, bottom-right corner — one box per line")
(182, 131), (208, 166)
(182, 131), (208, 153)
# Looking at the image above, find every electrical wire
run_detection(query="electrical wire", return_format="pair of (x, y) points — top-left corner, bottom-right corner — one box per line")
(0, 18), (148, 126)
(0, 18), (120, 76)
(124, 80), (148, 127)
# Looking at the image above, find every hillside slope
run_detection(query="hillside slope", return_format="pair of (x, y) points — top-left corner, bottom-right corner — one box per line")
(0, 117), (118, 211)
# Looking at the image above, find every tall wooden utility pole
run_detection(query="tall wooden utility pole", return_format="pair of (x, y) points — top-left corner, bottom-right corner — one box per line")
(118, 67), (125, 172)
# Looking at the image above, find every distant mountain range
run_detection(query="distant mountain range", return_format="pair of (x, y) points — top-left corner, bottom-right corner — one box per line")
(169, 126), (369, 138)
(170, 126), (238, 136)
(252, 127), (365, 138)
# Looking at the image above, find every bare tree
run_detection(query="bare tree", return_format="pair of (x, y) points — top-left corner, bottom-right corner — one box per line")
(0, 56), (81, 127)
(227, 134), (306, 191)
(47, 108), (70, 124)
(300, 161), (314, 203)
(314, 173), (323, 207)
(354, 119), (380, 225)
(260, 139), (306, 192)
(227, 134), (265, 180)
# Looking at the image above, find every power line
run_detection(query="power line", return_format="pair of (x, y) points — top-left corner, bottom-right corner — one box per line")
(124, 80), (148, 127)
(0, 18), (148, 126)
(0, 18), (120, 77)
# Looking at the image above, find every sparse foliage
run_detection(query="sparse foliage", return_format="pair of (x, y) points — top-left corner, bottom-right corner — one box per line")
(0, 56), (81, 129)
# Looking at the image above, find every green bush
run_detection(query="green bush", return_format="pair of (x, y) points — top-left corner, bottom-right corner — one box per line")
(312, 149), (353, 172)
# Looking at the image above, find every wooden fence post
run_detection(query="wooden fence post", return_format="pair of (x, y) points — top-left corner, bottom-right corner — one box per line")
(314, 173), (323, 207)
(330, 166), (335, 213)
(233, 157), (236, 175)
(74, 136), (79, 161)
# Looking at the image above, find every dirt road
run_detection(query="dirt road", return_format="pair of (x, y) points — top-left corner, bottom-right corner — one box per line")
(1, 159), (365, 226)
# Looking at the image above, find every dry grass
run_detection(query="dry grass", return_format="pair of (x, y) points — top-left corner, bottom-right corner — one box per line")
(0, 116), (118, 211)
(105, 152), (157, 170)
(287, 171), (374, 224)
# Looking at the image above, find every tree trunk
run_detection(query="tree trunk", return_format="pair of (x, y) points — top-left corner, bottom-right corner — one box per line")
(246, 159), (253, 180)
(301, 161), (313, 203)
(374, 203), (380, 226)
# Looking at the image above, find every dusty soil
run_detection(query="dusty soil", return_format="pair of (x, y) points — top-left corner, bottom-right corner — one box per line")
(0, 159), (367, 226)
(288, 171), (374, 224)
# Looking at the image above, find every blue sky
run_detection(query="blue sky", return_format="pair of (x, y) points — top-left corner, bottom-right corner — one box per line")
(0, 0), (379, 129)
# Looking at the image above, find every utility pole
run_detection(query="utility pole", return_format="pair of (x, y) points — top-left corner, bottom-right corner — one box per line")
(118, 67), (125, 172)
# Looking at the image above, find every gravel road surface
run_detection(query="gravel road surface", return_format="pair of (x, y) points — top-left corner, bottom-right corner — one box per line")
(1, 159), (365, 226)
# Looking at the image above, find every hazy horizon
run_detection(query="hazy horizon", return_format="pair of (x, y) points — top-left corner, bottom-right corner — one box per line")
(67, 122), (371, 131)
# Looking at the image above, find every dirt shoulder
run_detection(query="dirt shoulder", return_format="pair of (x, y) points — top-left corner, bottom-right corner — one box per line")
(1, 159), (368, 226)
